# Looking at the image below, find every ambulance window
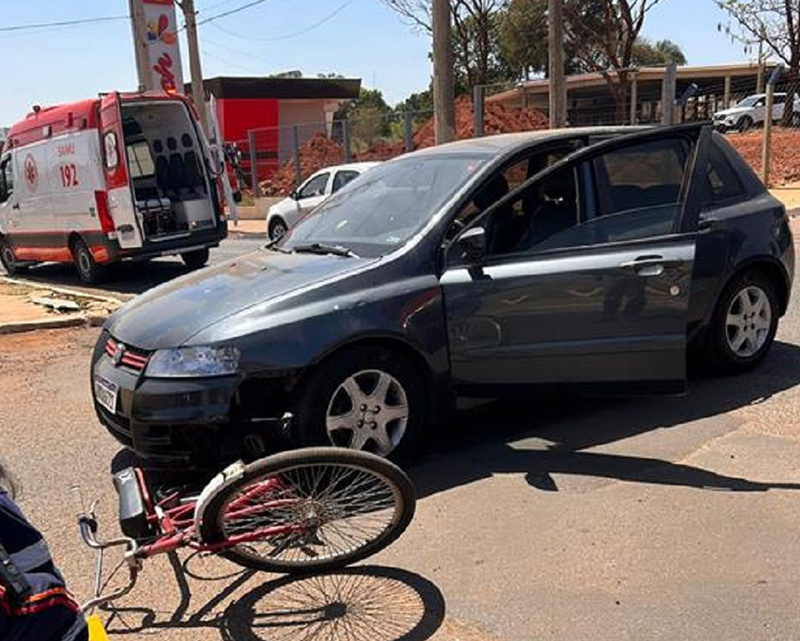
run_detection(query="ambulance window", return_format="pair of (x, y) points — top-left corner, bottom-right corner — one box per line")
(0, 157), (12, 203)
(127, 141), (155, 178)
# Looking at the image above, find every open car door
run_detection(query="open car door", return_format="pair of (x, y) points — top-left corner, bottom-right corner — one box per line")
(99, 92), (143, 249)
(206, 94), (238, 224)
(441, 124), (712, 394)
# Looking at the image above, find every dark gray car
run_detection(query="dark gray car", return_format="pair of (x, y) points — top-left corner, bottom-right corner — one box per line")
(92, 124), (794, 466)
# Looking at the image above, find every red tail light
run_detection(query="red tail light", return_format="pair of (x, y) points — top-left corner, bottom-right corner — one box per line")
(94, 191), (115, 234)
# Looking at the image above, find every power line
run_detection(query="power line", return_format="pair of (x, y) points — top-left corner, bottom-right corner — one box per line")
(0, 15), (127, 33)
(206, 0), (355, 41)
(194, 0), (273, 27)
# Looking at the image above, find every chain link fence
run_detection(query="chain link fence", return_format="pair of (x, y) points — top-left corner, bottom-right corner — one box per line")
(233, 71), (800, 200)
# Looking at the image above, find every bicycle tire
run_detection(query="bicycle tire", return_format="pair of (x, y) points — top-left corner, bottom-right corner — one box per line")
(197, 447), (416, 574)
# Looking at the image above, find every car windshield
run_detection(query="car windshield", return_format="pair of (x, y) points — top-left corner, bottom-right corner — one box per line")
(278, 153), (490, 258)
(736, 96), (761, 108)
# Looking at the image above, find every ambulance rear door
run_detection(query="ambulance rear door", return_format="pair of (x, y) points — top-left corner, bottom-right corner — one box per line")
(99, 92), (142, 249)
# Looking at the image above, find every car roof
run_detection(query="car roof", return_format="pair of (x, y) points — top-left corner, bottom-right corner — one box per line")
(407, 126), (652, 158)
(311, 162), (381, 176)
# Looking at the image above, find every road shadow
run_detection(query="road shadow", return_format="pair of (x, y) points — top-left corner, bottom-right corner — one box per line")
(3, 258), (189, 296)
(102, 563), (445, 641)
(410, 340), (800, 498)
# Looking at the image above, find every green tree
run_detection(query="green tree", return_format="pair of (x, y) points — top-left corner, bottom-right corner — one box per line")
(334, 88), (393, 149)
(632, 39), (687, 66)
(717, 0), (800, 126)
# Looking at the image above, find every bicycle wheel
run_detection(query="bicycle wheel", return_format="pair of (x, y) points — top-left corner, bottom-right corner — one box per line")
(197, 447), (416, 574)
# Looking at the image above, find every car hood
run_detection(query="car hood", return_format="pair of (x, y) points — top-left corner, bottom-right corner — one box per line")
(107, 249), (376, 350)
(269, 197), (298, 217)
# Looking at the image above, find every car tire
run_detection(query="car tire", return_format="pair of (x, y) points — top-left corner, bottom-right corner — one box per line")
(738, 116), (754, 132)
(268, 217), (287, 242)
(0, 237), (26, 276)
(291, 346), (427, 460)
(706, 270), (780, 374)
(71, 237), (105, 284)
(182, 247), (210, 270)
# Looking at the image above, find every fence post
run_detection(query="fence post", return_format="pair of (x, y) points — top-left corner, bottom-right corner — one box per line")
(661, 63), (677, 125)
(342, 120), (352, 163)
(473, 85), (485, 137)
(292, 125), (302, 187)
(403, 111), (414, 153)
(762, 65), (784, 186)
(248, 130), (260, 198)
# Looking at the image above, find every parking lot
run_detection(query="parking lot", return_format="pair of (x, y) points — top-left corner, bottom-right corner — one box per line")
(0, 232), (799, 641)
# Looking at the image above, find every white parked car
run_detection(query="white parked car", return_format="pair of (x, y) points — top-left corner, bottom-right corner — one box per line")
(266, 162), (381, 240)
(713, 92), (800, 132)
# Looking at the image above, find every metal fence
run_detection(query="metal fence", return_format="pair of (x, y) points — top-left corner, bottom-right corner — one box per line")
(233, 71), (800, 199)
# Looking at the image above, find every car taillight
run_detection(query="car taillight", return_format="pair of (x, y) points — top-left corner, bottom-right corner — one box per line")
(94, 191), (115, 234)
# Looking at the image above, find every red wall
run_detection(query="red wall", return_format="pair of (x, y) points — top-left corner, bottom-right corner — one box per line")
(216, 97), (278, 142)
(216, 97), (280, 182)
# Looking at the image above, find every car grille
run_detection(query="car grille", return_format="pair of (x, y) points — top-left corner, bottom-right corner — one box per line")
(105, 337), (150, 373)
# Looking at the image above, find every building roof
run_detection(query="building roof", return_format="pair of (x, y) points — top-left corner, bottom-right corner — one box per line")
(190, 76), (362, 101)
(490, 62), (777, 104)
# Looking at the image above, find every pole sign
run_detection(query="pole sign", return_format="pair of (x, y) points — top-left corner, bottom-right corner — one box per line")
(138, 0), (184, 94)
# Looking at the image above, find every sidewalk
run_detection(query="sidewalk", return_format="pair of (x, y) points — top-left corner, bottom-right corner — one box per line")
(228, 218), (265, 237)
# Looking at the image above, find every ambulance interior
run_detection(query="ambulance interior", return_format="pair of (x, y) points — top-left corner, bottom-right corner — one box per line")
(121, 102), (217, 240)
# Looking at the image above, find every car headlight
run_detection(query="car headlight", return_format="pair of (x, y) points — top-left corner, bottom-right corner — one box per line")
(146, 346), (240, 378)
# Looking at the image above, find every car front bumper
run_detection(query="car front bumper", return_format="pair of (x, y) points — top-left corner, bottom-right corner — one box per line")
(92, 345), (241, 464)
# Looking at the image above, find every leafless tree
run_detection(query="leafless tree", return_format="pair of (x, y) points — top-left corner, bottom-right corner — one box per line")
(380, 0), (510, 87)
(717, 0), (800, 126)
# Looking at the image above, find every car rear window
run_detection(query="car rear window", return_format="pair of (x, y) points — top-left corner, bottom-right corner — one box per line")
(704, 141), (746, 207)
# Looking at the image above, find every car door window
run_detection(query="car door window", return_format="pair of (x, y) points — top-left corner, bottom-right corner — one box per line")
(476, 136), (692, 257)
(297, 173), (329, 200)
(332, 170), (360, 193)
(0, 157), (13, 203)
(447, 143), (580, 241)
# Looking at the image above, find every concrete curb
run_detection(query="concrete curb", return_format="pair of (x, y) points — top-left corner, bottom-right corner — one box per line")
(0, 315), (87, 335)
(0, 277), (125, 306)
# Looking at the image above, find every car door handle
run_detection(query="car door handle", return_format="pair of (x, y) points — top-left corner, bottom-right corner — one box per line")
(698, 216), (717, 232)
(620, 255), (682, 277)
(12, 203), (19, 210)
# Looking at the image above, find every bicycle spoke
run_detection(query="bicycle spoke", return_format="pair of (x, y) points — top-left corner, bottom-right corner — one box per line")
(217, 461), (401, 567)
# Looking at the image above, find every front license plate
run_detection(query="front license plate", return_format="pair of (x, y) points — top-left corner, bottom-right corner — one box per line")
(94, 376), (119, 414)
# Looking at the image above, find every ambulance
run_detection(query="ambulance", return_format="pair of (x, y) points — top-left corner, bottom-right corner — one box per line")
(0, 91), (230, 283)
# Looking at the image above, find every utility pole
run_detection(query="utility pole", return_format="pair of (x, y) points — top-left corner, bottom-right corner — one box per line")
(128, 0), (150, 90)
(548, 0), (567, 128)
(432, 0), (455, 144)
(179, 0), (209, 134)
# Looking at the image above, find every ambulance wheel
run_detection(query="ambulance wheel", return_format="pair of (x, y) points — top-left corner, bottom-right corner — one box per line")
(71, 237), (105, 284)
(0, 237), (26, 276)
(182, 248), (210, 270)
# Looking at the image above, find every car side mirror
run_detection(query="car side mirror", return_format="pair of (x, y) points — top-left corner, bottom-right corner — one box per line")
(458, 226), (486, 263)
(289, 189), (298, 200)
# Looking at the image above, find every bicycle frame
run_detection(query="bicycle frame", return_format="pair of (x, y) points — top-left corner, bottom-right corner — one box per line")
(73, 466), (312, 612)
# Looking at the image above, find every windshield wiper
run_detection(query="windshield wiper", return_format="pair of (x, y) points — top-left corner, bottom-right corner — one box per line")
(292, 243), (358, 258)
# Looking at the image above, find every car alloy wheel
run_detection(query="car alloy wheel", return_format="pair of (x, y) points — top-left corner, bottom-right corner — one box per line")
(725, 285), (772, 358)
(325, 369), (409, 456)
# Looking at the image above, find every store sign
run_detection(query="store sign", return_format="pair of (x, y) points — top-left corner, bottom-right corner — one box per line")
(138, 0), (184, 94)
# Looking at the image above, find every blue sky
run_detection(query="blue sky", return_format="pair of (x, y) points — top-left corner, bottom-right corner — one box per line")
(1, 0), (748, 126)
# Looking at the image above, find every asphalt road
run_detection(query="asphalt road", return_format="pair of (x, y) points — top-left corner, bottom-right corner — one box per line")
(0, 234), (265, 297)
(2, 274), (800, 640)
